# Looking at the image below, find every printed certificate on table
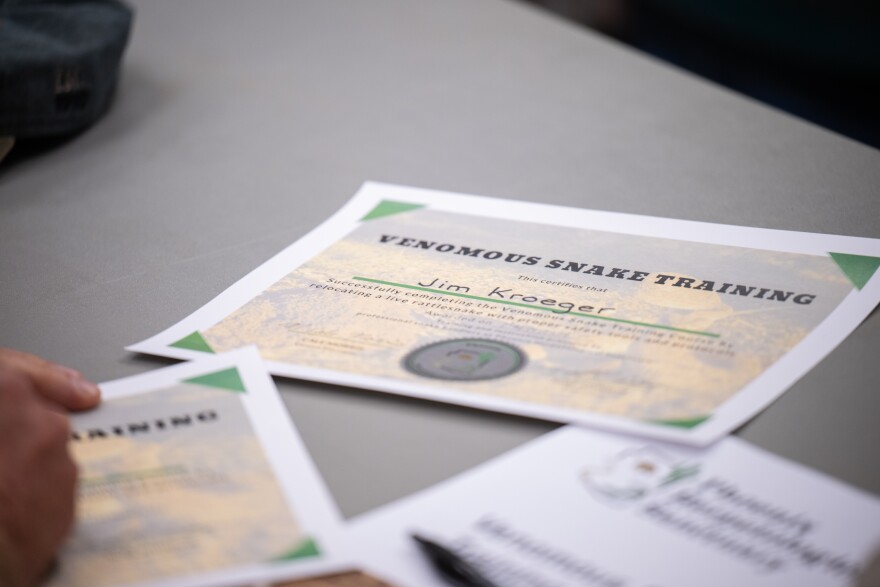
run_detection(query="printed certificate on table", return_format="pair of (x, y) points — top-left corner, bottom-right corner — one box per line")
(348, 426), (880, 587)
(129, 182), (880, 444)
(49, 347), (347, 587)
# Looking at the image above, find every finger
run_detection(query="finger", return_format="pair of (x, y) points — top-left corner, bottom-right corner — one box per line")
(0, 349), (100, 411)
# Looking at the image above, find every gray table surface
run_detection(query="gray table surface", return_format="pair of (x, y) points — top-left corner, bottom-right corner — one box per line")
(1, 0), (879, 519)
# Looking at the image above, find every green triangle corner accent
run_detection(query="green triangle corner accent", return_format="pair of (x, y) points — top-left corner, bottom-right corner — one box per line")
(829, 252), (880, 291)
(169, 331), (214, 354)
(649, 415), (710, 429)
(360, 200), (425, 221)
(183, 367), (246, 393)
(270, 537), (321, 562)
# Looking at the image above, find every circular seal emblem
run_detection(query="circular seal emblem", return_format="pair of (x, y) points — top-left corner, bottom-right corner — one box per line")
(403, 339), (525, 381)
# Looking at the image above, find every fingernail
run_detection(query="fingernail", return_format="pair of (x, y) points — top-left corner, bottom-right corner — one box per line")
(61, 366), (100, 402)
(74, 377), (100, 399)
(60, 366), (82, 380)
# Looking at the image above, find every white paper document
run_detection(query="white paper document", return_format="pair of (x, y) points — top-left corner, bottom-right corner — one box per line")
(49, 347), (347, 587)
(348, 426), (880, 587)
(129, 182), (880, 444)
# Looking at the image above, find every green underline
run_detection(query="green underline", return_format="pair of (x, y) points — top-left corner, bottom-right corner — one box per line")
(80, 466), (187, 487)
(352, 277), (720, 338)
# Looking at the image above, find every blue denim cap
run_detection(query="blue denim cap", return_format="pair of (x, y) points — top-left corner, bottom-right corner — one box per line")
(0, 0), (133, 139)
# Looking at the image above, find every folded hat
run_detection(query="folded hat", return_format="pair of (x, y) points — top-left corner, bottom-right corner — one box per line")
(0, 0), (133, 140)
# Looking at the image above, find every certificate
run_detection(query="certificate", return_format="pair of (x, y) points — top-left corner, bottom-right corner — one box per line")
(129, 183), (880, 444)
(348, 426), (880, 587)
(49, 348), (347, 587)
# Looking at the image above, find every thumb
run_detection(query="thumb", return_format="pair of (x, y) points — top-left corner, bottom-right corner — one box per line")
(0, 349), (100, 411)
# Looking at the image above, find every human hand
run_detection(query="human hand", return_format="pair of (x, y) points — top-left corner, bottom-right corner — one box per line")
(0, 348), (100, 412)
(0, 350), (100, 586)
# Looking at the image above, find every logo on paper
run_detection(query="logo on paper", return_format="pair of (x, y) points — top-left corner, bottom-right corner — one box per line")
(403, 339), (525, 381)
(581, 446), (700, 503)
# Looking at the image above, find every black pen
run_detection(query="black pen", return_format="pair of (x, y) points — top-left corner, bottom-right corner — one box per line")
(411, 533), (500, 587)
